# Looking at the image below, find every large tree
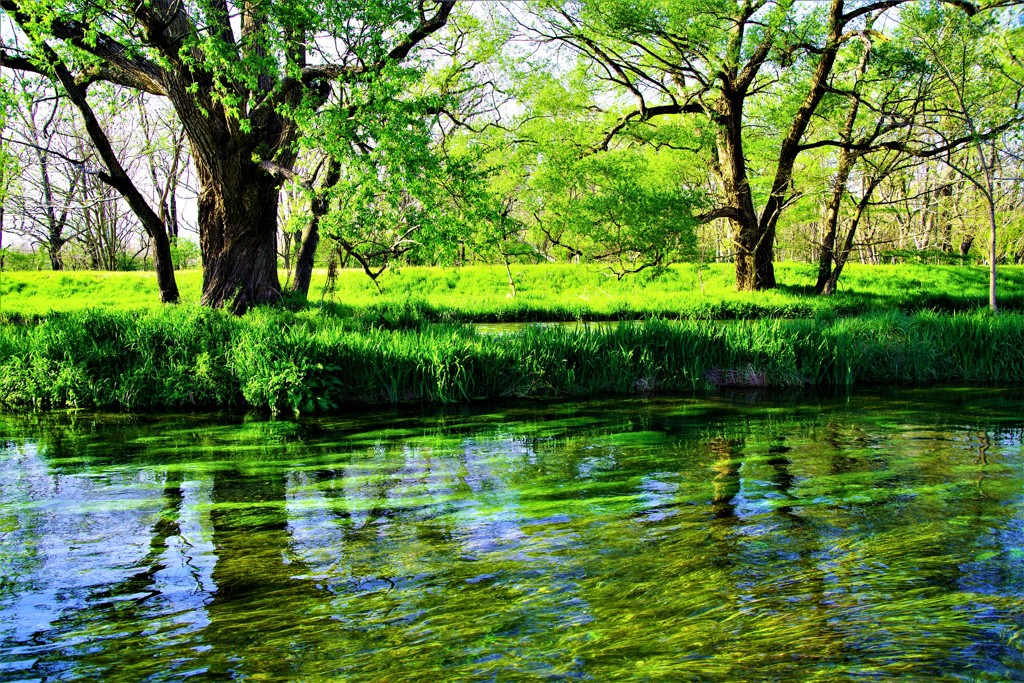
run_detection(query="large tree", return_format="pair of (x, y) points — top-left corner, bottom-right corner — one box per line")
(1, 0), (457, 311)
(523, 0), (981, 290)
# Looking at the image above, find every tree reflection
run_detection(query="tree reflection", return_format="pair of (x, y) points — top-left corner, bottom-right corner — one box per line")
(709, 436), (743, 521)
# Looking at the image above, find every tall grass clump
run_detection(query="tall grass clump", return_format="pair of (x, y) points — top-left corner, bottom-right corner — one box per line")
(0, 307), (238, 409)
(1, 308), (1023, 413)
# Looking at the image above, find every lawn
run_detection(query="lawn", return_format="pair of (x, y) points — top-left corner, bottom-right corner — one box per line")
(2, 262), (1021, 321)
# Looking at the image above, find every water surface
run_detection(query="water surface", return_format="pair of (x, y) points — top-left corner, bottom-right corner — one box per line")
(1, 389), (1021, 681)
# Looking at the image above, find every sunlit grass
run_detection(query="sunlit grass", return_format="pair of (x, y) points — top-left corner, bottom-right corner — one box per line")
(2, 263), (1022, 320)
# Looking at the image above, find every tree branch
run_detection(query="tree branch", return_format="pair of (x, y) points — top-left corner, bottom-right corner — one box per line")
(798, 115), (1024, 156)
(258, 160), (312, 190)
(388, 0), (458, 63)
(695, 206), (742, 223)
(591, 102), (705, 153)
(1, 0), (168, 95)
(0, 48), (43, 74)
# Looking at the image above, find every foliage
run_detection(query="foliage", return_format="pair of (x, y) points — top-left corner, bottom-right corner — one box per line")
(457, 64), (705, 273)
(170, 239), (202, 270)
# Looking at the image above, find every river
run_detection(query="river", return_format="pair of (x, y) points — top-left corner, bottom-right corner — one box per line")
(1, 389), (1021, 681)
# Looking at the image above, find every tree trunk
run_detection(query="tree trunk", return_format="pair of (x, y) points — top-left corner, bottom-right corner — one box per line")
(821, 179), (879, 295)
(48, 241), (64, 270)
(45, 48), (179, 302)
(196, 157), (281, 313)
(290, 221), (319, 299)
(714, 97), (773, 292)
(987, 194), (997, 312)
(734, 225), (777, 291)
(291, 159), (340, 300)
(151, 228), (178, 305)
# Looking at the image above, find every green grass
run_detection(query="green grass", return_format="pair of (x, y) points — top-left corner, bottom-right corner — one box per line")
(2, 306), (1022, 413)
(2, 263), (1022, 321)
(2, 264), (1021, 413)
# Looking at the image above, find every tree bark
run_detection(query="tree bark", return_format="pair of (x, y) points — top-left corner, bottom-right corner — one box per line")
(987, 192), (997, 311)
(195, 155), (281, 313)
(821, 178), (880, 295)
(48, 237), (65, 270)
(291, 160), (340, 300)
(714, 95), (772, 291)
(815, 34), (873, 293)
(290, 221), (320, 299)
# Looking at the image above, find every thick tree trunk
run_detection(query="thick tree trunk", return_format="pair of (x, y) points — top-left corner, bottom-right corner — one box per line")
(734, 224), (777, 291)
(714, 96), (774, 292)
(196, 158), (281, 313)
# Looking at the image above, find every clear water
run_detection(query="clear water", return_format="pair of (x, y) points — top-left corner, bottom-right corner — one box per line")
(0, 389), (1021, 682)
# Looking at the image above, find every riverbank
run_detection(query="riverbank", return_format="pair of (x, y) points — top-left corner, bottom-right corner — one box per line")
(1, 307), (1022, 413)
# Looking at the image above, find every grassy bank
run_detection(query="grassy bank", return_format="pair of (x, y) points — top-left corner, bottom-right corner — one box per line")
(1, 307), (1022, 413)
(2, 263), (1023, 321)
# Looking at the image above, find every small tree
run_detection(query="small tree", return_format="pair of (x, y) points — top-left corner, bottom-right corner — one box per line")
(908, 7), (1024, 310)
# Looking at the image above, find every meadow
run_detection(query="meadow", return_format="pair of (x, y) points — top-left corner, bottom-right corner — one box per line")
(2, 263), (1022, 413)
(3, 262), (1023, 321)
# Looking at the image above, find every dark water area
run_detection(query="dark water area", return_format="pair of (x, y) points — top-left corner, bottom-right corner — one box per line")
(0, 389), (1021, 682)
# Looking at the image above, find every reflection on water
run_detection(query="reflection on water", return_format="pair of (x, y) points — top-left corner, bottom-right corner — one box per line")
(1, 389), (1022, 682)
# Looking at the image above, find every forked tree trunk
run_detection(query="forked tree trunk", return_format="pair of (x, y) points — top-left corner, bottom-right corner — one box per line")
(820, 178), (880, 295)
(711, 2), (842, 294)
(291, 160), (339, 300)
(290, 223), (319, 300)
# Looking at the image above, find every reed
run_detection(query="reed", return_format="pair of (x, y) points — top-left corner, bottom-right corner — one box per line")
(2, 307), (1022, 413)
